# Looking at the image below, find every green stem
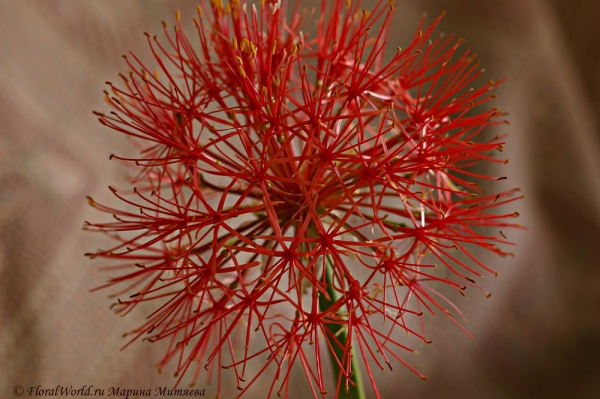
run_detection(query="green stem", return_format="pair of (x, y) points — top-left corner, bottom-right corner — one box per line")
(319, 255), (366, 399)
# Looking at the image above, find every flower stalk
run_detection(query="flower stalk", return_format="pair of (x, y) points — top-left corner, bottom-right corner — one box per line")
(320, 255), (366, 399)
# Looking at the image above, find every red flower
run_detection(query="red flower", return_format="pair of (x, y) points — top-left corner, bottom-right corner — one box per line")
(86, 1), (522, 398)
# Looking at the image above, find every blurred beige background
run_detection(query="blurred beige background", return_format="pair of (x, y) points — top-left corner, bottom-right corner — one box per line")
(1, 0), (599, 398)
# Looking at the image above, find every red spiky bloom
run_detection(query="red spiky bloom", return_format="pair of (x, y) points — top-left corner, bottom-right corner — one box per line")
(86, 1), (522, 398)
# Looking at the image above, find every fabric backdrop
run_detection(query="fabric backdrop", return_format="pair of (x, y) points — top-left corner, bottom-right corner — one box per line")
(1, 1), (599, 398)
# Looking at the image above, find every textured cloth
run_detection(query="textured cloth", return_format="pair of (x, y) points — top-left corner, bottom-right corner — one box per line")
(1, 1), (599, 398)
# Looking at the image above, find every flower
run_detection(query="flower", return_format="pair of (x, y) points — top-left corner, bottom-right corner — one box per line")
(85, 1), (522, 398)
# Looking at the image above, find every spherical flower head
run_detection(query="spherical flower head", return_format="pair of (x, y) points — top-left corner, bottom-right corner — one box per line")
(86, 1), (522, 398)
